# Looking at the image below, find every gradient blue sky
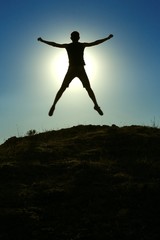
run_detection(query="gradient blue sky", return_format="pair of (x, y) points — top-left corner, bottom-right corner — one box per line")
(0, 0), (160, 143)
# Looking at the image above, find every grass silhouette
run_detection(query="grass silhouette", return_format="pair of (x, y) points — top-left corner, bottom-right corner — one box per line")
(0, 125), (160, 239)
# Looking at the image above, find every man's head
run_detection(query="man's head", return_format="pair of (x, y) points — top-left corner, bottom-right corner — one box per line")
(70, 31), (80, 42)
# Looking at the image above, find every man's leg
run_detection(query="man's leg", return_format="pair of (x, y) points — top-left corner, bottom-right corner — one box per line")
(79, 68), (103, 115)
(85, 86), (103, 115)
(48, 68), (74, 116)
(85, 86), (98, 107)
(48, 85), (66, 116)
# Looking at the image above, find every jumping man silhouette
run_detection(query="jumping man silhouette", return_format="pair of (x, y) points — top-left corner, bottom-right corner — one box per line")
(37, 31), (113, 116)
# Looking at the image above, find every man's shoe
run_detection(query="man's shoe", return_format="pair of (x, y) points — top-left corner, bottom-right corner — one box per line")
(94, 106), (103, 115)
(48, 106), (55, 116)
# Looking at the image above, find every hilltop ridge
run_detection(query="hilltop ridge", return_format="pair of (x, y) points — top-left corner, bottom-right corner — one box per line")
(1, 124), (160, 161)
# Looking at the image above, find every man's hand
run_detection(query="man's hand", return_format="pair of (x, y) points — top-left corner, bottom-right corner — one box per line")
(37, 37), (43, 42)
(108, 34), (113, 39)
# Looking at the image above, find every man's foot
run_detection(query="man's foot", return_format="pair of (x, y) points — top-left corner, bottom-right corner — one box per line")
(48, 105), (55, 116)
(94, 105), (103, 115)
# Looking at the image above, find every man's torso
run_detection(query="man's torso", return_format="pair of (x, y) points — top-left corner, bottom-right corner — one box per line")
(66, 42), (85, 66)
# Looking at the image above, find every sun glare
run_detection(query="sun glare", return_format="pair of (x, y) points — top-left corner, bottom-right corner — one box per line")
(85, 51), (98, 79)
(51, 51), (68, 80)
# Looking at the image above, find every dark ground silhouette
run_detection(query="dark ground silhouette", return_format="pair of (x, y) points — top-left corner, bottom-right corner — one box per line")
(38, 32), (113, 116)
(0, 125), (160, 239)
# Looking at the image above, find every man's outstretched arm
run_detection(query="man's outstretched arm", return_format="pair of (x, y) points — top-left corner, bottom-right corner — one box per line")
(84, 34), (113, 47)
(37, 37), (67, 48)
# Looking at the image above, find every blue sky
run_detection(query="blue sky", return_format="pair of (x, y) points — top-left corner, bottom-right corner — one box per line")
(0, 0), (160, 143)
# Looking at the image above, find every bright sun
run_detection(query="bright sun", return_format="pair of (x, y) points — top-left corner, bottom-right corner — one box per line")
(47, 50), (98, 90)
